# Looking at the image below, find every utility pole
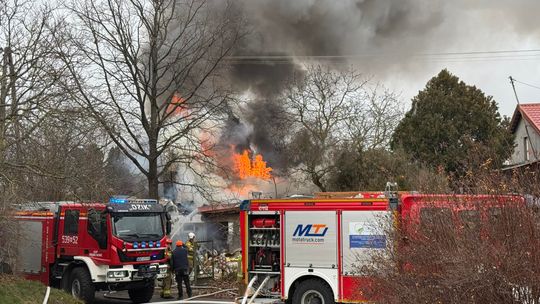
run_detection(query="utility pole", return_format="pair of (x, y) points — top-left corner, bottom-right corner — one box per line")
(0, 47), (7, 210)
(5, 47), (20, 161)
(0, 47), (7, 147)
(0, 47), (17, 140)
(0, 46), (22, 193)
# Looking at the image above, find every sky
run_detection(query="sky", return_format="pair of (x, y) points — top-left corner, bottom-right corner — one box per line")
(375, 51), (540, 117)
(229, 0), (540, 117)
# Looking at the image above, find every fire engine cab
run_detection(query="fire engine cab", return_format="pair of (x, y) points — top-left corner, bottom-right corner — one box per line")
(239, 192), (525, 304)
(13, 198), (172, 303)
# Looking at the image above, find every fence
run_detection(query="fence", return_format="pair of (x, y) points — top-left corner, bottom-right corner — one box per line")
(193, 240), (215, 284)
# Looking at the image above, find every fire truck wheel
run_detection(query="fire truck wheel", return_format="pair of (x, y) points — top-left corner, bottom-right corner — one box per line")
(128, 281), (155, 303)
(69, 267), (95, 303)
(292, 279), (334, 304)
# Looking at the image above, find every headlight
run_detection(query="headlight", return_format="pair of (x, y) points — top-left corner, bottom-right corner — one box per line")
(107, 270), (128, 278)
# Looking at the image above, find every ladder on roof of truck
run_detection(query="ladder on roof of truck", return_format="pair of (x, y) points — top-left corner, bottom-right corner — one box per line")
(313, 182), (408, 200)
(14, 201), (77, 212)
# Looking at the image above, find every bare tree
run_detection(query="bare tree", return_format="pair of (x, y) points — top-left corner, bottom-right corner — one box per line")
(19, 107), (130, 201)
(0, 0), (92, 273)
(364, 197), (540, 304)
(55, 0), (243, 199)
(283, 65), (402, 191)
(346, 85), (403, 151)
(0, 0), (74, 206)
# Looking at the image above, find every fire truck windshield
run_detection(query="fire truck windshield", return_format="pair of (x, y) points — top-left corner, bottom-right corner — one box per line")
(112, 213), (164, 241)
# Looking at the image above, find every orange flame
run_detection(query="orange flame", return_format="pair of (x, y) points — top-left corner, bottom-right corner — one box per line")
(199, 130), (215, 158)
(166, 94), (188, 117)
(233, 150), (272, 180)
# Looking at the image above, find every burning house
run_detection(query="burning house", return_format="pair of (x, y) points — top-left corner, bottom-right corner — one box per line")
(169, 149), (274, 252)
(197, 204), (241, 252)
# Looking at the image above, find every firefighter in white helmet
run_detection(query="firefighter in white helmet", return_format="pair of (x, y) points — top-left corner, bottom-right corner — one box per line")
(185, 232), (197, 276)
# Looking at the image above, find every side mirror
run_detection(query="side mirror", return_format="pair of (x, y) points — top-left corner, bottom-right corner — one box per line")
(166, 221), (172, 235)
(165, 213), (172, 235)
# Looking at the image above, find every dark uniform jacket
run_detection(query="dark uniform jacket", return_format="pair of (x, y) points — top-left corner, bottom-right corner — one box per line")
(172, 246), (190, 272)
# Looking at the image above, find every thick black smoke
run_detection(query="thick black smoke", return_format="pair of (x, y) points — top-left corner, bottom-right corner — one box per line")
(225, 0), (540, 91)
(217, 114), (251, 153)
(215, 103), (291, 173)
(233, 0), (443, 59)
(218, 0), (540, 172)
(227, 55), (299, 98)
(243, 98), (292, 171)
(217, 0), (447, 172)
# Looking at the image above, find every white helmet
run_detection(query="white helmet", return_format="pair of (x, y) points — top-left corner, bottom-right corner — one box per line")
(188, 232), (195, 239)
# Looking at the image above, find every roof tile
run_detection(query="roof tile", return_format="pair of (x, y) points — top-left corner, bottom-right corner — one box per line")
(510, 103), (540, 134)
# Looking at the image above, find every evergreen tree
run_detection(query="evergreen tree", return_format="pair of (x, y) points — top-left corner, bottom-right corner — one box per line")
(391, 69), (514, 178)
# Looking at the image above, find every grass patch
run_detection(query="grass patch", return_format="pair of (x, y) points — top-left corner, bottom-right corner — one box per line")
(0, 275), (82, 304)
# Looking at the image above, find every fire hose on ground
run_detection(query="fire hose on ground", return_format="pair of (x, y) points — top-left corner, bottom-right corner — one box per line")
(150, 289), (238, 304)
(247, 276), (271, 304)
(103, 268), (272, 304)
(241, 275), (258, 304)
(103, 287), (237, 303)
(42, 286), (51, 304)
(151, 301), (235, 304)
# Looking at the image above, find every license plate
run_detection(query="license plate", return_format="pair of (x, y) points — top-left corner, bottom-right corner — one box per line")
(136, 256), (151, 261)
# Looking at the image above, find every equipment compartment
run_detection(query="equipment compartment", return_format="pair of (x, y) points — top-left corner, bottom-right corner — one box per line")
(247, 212), (281, 297)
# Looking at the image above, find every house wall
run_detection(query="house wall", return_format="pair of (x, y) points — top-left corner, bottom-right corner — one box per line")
(200, 213), (241, 252)
(510, 118), (540, 165)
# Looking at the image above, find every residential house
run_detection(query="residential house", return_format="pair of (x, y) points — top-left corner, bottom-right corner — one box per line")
(508, 103), (540, 167)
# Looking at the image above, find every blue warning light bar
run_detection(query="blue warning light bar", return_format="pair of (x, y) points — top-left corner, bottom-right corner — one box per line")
(109, 197), (128, 204)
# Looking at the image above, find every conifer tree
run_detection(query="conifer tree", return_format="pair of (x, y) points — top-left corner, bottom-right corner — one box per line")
(391, 69), (514, 177)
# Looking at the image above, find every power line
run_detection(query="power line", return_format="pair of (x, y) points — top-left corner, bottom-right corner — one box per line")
(422, 49), (540, 56)
(225, 49), (540, 65)
(228, 49), (540, 60)
(512, 78), (540, 91)
(225, 57), (540, 66)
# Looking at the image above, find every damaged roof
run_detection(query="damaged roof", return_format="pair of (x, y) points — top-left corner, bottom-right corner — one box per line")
(198, 203), (240, 215)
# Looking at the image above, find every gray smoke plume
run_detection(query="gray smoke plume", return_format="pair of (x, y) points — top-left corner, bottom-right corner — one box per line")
(227, 55), (300, 98)
(243, 98), (292, 170)
(221, 0), (444, 171)
(218, 0), (540, 172)
(215, 105), (291, 174)
(217, 115), (251, 153)
(225, 0), (540, 89)
(236, 0), (442, 56)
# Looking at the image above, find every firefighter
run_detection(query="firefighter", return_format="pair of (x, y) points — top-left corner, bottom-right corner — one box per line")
(186, 232), (198, 275)
(160, 238), (174, 299)
(172, 240), (192, 299)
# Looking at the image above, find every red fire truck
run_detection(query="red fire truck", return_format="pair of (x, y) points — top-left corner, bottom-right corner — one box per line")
(13, 198), (172, 303)
(239, 192), (524, 304)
